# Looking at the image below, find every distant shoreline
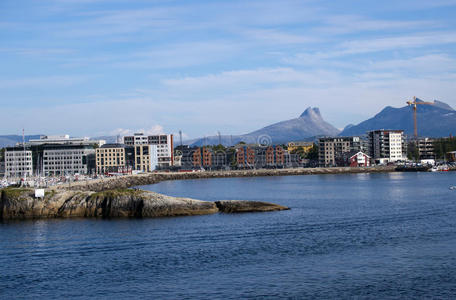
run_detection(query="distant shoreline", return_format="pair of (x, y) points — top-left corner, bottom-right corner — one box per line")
(61, 166), (398, 192)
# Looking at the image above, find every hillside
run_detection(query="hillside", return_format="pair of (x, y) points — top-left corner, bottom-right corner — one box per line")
(339, 99), (456, 137)
(188, 107), (340, 146)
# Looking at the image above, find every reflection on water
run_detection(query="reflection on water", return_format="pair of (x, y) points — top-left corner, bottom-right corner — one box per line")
(1, 172), (456, 299)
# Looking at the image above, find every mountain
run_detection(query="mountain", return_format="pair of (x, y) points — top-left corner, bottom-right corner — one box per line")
(0, 135), (43, 148)
(187, 107), (340, 146)
(339, 99), (456, 137)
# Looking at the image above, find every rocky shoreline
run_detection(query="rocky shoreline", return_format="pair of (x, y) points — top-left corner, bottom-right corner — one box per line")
(0, 188), (288, 220)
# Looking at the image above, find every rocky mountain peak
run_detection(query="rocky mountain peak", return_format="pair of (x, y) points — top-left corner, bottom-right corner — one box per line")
(300, 107), (321, 118)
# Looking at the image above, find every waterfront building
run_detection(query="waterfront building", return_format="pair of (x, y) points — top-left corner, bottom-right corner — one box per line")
(42, 144), (95, 176)
(266, 146), (274, 166)
(9, 134), (103, 176)
(192, 148), (202, 168)
(236, 147), (246, 168)
(190, 147), (227, 170)
(134, 145), (158, 172)
(417, 138), (435, 159)
(202, 147), (212, 168)
(368, 130), (405, 163)
(318, 137), (362, 167)
(96, 144), (135, 174)
(348, 151), (371, 167)
(4, 147), (33, 178)
(123, 133), (174, 168)
(275, 146), (284, 166)
(246, 147), (255, 166)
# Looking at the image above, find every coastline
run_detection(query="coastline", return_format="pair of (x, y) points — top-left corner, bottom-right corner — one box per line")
(60, 165), (397, 192)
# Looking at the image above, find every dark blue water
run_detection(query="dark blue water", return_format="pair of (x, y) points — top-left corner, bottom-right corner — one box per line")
(2, 172), (456, 299)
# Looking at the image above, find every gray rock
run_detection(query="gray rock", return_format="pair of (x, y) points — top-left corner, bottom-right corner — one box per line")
(215, 200), (289, 213)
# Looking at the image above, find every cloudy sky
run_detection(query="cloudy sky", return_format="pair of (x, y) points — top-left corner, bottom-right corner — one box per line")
(1, 0), (456, 138)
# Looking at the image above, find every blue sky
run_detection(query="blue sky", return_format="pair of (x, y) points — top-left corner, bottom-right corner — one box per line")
(1, 0), (456, 138)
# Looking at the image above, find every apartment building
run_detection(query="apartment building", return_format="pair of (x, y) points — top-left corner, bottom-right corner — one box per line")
(236, 147), (246, 168)
(96, 144), (135, 174)
(134, 145), (158, 172)
(318, 137), (362, 167)
(368, 130), (405, 163)
(4, 147), (33, 178)
(124, 133), (173, 167)
(417, 138), (435, 159)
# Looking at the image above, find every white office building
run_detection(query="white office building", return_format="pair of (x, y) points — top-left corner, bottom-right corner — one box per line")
(42, 146), (95, 176)
(28, 135), (105, 147)
(4, 148), (33, 178)
(5, 134), (101, 177)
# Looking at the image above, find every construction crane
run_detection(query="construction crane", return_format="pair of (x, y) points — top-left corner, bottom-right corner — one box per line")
(406, 96), (433, 139)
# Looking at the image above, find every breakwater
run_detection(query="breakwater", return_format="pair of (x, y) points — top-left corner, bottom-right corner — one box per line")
(62, 166), (396, 192)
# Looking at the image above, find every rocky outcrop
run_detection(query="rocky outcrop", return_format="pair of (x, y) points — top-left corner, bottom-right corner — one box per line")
(0, 188), (219, 220)
(0, 188), (289, 220)
(215, 200), (289, 213)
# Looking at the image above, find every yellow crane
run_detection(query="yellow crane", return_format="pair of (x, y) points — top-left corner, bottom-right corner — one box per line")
(406, 96), (433, 139)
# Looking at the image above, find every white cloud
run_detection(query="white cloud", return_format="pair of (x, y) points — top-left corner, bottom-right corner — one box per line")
(110, 125), (164, 137)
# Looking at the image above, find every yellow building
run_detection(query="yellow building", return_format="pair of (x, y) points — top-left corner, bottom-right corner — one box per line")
(287, 141), (314, 153)
(96, 144), (131, 174)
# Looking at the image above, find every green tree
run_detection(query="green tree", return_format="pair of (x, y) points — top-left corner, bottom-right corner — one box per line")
(290, 146), (306, 159)
(305, 144), (319, 161)
(406, 142), (419, 161)
(212, 144), (226, 152)
(0, 148), (5, 162)
(434, 137), (456, 159)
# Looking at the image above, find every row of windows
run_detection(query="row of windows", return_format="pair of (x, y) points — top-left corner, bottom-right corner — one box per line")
(45, 151), (87, 155)
(5, 154), (32, 158)
(6, 162), (32, 166)
(44, 156), (83, 160)
(6, 166), (32, 170)
(44, 166), (86, 170)
(5, 158), (32, 162)
(97, 149), (124, 153)
(44, 161), (84, 165)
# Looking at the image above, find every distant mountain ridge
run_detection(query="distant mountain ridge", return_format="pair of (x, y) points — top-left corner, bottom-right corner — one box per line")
(187, 107), (340, 146)
(339, 99), (456, 137)
(0, 135), (43, 148)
